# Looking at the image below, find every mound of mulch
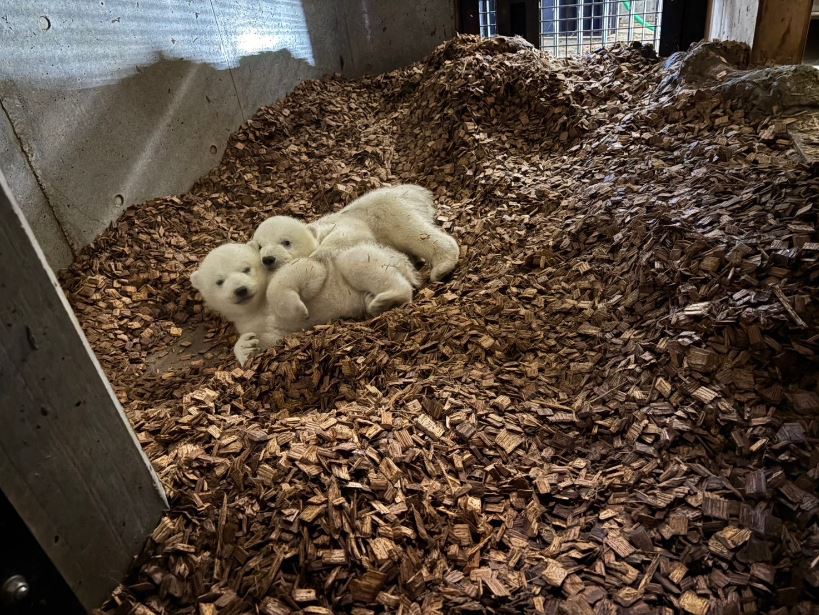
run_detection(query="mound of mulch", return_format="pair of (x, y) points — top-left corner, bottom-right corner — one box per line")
(61, 36), (819, 614)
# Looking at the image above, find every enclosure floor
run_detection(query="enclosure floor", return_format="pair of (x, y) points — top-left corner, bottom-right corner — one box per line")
(61, 37), (819, 614)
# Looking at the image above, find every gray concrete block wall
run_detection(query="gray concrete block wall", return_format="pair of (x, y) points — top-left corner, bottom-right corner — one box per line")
(340, 0), (457, 76)
(0, 101), (74, 267)
(0, 0), (454, 271)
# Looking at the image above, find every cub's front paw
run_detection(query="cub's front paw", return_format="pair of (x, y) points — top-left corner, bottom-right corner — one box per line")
(276, 292), (310, 321)
(233, 332), (260, 366)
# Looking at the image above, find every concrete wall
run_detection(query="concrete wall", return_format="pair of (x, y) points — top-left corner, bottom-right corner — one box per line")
(340, 0), (457, 76)
(0, 1), (455, 271)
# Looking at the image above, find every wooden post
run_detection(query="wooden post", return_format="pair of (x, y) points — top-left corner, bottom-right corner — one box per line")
(0, 171), (167, 610)
(706, 0), (813, 64)
(751, 0), (813, 64)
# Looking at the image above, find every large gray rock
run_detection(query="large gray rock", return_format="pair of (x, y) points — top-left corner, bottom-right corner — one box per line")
(655, 41), (819, 116)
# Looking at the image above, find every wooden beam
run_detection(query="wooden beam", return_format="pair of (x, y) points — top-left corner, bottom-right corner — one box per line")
(706, 0), (812, 64)
(752, 0), (812, 64)
(0, 171), (167, 610)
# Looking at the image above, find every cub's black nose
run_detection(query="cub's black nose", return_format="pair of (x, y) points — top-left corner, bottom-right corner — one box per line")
(234, 286), (249, 298)
(262, 256), (276, 267)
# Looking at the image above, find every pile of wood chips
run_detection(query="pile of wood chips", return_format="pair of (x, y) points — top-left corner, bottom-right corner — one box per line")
(61, 37), (819, 614)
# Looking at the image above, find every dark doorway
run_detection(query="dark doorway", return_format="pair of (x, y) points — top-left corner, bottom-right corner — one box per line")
(659, 0), (708, 56)
(496, 0), (540, 47)
(510, 1), (527, 37)
(458, 0), (481, 35)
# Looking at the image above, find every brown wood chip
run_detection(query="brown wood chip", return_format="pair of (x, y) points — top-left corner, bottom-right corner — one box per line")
(541, 559), (569, 587)
(679, 591), (711, 615)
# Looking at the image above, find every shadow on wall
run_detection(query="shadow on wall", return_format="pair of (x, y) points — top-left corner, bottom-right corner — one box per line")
(0, 0), (349, 267)
(1, 48), (321, 255)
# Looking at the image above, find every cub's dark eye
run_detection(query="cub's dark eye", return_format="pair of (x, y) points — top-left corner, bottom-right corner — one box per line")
(243, 266), (251, 273)
(282, 240), (291, 248)
(216, 279), (224, 287)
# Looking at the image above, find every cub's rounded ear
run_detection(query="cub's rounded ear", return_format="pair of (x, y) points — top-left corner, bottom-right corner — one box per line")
(307, 226), (320, 240)
(190, 270), (203, 290)
(247, 239), (261, 251)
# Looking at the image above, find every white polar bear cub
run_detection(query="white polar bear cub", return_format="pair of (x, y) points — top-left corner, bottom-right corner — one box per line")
(266, 243), (420, 332)
(190, 242), (419, 366)
(252, 184), (459, 282)
(189, 243), (285, 365)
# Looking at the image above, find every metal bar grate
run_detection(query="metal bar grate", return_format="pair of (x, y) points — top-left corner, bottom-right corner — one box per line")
(476, 1), (662, 58)
(541, 0), (662, 58)
(479, 0), (498, 38)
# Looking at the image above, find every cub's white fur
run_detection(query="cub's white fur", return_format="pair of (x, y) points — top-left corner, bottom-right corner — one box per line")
(252, 184), (459, 281)
(267, 243), (420, 331)
(191, 242), (419, 366)
(189, 243), (284, 365)
(249, 215), (323, 272)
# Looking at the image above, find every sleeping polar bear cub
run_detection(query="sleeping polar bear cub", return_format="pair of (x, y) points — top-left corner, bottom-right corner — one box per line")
(267, 243), (420, 331)
(252, 184), (459, 282)
(190, 242), (419, 365)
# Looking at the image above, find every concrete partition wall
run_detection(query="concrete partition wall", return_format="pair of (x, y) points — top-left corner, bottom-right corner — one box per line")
(0, 0), (455, 270)
(340, 1), (458, 76)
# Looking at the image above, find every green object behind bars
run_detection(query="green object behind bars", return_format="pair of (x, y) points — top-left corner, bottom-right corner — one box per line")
(620, 1), (657, 32)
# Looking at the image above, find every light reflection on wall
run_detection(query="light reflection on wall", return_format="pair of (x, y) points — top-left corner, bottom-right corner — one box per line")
(0, 0), (316, 89)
